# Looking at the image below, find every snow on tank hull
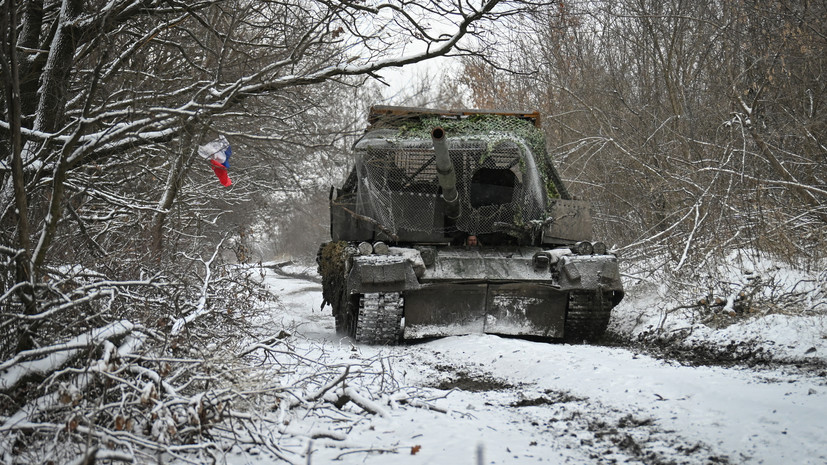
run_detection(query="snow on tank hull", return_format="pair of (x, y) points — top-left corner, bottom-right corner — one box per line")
(320, 244), (623, 343)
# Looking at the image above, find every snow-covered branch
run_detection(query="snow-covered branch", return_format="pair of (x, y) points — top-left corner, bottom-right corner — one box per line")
(0, 320), (134, 391)
(171, 238), (226, 335)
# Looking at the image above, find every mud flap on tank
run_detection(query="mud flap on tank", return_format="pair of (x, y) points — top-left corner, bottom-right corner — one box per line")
(403, 284), (566, 339)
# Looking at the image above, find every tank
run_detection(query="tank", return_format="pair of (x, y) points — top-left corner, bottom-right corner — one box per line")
(317, 106), (624, 344)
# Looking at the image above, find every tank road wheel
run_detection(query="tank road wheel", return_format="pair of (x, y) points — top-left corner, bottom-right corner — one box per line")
(354, 292), (403, 345)
(564, 291), (613, 344)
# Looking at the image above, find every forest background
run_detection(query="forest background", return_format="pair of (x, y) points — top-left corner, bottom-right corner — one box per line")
(0, 0), (824, 462)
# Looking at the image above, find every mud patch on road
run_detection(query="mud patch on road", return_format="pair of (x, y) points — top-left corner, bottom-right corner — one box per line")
(556, 407), (730, 464)
(428, 370), (515, 392)
(511, 389), (585, 407)
(416, 352), (518, 392)
(509, 388), (732, 465)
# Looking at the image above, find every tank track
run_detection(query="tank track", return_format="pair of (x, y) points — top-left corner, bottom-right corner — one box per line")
(354, 292), (404, 345)
(564, 291), (613, 343)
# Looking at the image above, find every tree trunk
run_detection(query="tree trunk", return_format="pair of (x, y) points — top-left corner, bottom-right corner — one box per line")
(33, 0), (82, 134)
(151, 129), (197, 256)
(2, 0), (36, 350)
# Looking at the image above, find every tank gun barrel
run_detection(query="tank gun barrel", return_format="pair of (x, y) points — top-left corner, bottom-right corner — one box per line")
(431, 127), (460, 220)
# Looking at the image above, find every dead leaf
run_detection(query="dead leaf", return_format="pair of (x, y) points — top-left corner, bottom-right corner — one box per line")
(411, 445), (422, 455)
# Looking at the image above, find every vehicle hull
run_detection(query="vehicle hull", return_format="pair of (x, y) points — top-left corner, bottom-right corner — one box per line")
(327, 245), (623, 342)
(403, 282), (567, 339)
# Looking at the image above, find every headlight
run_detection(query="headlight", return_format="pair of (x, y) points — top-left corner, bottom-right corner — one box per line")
(592, 241), (607, 255)
(573, 241), (593, 255)
(532, 252), (551, 270)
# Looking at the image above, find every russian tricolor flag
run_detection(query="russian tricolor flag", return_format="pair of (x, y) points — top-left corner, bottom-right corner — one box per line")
(198, 135), (233, 186)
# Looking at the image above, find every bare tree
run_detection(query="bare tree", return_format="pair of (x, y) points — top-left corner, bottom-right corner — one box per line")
(0, 0), (522, 346)
(451, 0), (826, 272)
(0, 0), (542, 460)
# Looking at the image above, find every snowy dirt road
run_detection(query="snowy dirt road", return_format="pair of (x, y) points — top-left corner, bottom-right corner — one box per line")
(250, 266), (827, 465)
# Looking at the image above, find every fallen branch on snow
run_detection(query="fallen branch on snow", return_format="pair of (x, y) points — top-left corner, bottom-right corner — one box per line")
(0, 319), (134, 391)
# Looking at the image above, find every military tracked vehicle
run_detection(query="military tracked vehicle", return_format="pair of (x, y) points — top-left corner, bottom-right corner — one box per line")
(318, 106), (623, 344)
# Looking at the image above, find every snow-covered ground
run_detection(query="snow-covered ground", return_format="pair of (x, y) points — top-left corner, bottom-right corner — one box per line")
(612, 251), (827, 366)
(214, 263), (827, 465)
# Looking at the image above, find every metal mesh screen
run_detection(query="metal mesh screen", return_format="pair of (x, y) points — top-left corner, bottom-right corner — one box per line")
(353, 116), (551, 236)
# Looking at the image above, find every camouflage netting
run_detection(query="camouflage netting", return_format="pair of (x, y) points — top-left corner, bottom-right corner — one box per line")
(318, 241), (349, 309)
(353, 114), (563, 236)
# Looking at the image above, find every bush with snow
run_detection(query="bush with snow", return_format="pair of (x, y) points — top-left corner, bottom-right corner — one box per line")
(610, 249), (827, 365)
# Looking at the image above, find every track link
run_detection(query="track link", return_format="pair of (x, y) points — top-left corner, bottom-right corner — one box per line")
(355, 292), (404, 345)
(564, 291), (613, 343)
